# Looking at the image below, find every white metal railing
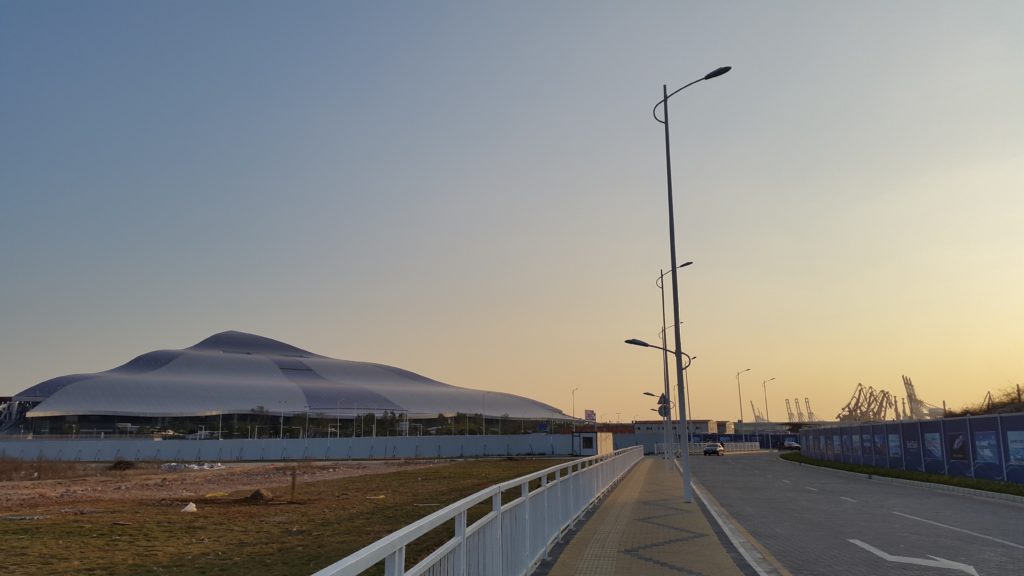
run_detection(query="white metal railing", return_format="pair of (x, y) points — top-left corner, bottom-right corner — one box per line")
(688, 441), (761, 454)
(656, 442), (762, 455)
(312, 446), (644, 576)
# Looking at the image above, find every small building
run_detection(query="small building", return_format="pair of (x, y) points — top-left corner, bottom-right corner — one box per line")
(633, 419), (680, 434)
(686, 420), (717, 435)
(634, 419), (727, 437)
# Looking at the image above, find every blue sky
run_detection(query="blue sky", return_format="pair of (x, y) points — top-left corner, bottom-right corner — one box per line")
(2, 1), (1022, 423)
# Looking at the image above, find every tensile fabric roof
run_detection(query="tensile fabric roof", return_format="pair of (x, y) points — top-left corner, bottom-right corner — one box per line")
(16, 331), (569, 420)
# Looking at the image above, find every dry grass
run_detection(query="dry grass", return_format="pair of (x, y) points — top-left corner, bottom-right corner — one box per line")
(0, 457), (155, 482)
(0, 457), (565, 575)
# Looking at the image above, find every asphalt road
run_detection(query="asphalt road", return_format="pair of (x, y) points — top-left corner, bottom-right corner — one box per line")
(690, 452), (1024, 576)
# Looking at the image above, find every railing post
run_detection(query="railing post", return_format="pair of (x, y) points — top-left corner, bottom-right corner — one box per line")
(384, 548), (405, 576)
(492, 490), (503, 576)
(455, 510), (467, 576)
(519, 479), (530, 571)
(569, 463), (577, 529)
(541, 474), (551, 559)
(555, 467), (564, 542)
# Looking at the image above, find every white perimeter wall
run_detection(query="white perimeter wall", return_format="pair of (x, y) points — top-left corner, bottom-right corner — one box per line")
(0, 434), (572, 462)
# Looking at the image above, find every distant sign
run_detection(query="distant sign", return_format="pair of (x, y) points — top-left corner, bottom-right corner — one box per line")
(584, 409), (596, 422)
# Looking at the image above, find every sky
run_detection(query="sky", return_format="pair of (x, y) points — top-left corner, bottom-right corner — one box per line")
(2, 1), (1022, 425)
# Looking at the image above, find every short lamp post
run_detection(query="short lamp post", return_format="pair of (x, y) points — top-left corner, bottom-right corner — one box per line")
(626, 338), (693, 501)
(571, 387), (579, 435)
(658, 263), (691, 459)
(763, 377), (775, 449)
(644, 391), (672, 459)
(736, 368), (750, 427)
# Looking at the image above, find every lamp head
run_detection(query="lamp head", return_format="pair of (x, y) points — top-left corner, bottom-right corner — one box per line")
(625, 339), (650, 347)
(680, 261), (693, 268)
(704, 66), (732, 80)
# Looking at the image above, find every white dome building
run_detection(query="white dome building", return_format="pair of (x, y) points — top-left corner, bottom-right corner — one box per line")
(6, 331), (569, 436)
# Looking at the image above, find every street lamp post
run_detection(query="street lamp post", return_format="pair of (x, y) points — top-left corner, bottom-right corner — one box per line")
(644, 391), (671, 459)
(651, 64), (731, 503)
(571, 387), (580, 455)
(683, 355), (697, 446)
(626, 338), (693, 500)
(763, 377), (775, 449)
(571, 387), (579, 435)
(658, 264), (691, 460)
(736, 368), (751, 426)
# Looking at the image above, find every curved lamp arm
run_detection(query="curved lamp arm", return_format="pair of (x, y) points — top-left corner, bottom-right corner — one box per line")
(624, 338), (693, 369)
(656, 261), (694, 288)
(652, 66), (732, 123)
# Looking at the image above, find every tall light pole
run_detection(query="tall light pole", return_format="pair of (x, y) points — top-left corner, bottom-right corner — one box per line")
(625, 338), (693, 500)
(736, 368), (751, 425)
(763, 377), (775, 449)
(654, 65), (731, 503)
(658, 264), (691, 459)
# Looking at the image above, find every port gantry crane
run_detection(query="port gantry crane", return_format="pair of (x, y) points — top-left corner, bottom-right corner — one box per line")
(750, 401), (764, 423)
(836, 376), (943, 421)
(804, 398), (817, 422)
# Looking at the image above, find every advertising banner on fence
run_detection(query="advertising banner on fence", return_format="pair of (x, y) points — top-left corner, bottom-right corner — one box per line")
(1008, 431), (1024, 465)
(802, 415), (1024, 486)
(902, 427), (922, 471)
(924, 432), (942, 460)
(947, 432), (968, 461)
(887, 434), (901, 458)
(973, 431), (999, 464)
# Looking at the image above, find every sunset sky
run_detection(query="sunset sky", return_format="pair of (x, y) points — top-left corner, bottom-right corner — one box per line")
(2, 1), (1021, 425)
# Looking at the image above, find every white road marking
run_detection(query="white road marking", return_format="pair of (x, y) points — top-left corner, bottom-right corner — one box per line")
(849, 539), (979, 575)
(840, 496), (857, 503)
(805, 487), (818, 492)
(893, 511), (1024, 550)
(781, 479), (791, 484)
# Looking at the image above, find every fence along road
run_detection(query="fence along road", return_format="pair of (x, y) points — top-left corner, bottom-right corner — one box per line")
(312, 446), (643, 576)
(691, 452), (1024, 576)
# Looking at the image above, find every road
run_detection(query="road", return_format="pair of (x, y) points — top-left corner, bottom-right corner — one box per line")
(690, 452), (1024, 576)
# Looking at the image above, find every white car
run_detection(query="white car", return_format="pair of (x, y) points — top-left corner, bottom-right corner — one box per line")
(703, 442), (725, 456)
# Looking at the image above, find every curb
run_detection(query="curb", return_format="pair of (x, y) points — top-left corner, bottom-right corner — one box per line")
(778, 455), (1024, 505)
(677, 460), (789, 576)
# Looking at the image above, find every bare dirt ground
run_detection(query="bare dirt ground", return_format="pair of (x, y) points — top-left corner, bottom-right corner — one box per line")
(0, 460), (447, 513)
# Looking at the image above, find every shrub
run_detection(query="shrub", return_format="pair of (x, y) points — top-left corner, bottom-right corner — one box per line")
(779, 452), (1024, 497)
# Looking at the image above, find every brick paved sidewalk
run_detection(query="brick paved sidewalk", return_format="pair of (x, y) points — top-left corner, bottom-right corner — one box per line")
(539, 456), (745, 576)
